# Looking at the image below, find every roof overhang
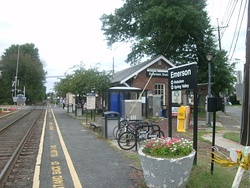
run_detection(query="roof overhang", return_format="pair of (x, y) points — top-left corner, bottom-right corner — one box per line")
(109, 86), (142, 91)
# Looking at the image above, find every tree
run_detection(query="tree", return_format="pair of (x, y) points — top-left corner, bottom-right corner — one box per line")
(100, 0), (236, 96)
(0, 44), (47, 104)
(54, 63), (112, 104)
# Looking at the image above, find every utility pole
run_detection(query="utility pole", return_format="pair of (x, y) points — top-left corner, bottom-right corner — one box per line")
(216, 18), (228, 112)
(240, 0), (250, 146)
(217, 18), (222, 51)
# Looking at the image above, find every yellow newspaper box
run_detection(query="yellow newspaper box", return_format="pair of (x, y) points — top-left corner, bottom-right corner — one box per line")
(177, 106), (186, 132)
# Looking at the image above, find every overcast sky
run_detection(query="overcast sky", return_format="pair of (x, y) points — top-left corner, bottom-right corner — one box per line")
(0, 0), (247, 92)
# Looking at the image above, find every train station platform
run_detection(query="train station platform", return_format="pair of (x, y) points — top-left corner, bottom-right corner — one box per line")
(34, 105), (136, 188)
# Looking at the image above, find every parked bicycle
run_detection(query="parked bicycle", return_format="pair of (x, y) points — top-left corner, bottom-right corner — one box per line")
(112, 117), (144, 139)
(117, 123), (164, 150)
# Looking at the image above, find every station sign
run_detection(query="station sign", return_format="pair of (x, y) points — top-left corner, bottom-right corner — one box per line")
(168, 63), (197, 91)
(146, 68), (168, 78)
(168, 62), (198, 163)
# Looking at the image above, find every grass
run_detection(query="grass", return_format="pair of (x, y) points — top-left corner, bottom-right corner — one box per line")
(188, 163), (249, 187)
(120, 130), (250, 187)
(187, 153), (250, 188)
(186, 128), (249, 187)
(123, 140), (250, 188)
(223, 132), (240, 143)
(80, 113), (249, 187)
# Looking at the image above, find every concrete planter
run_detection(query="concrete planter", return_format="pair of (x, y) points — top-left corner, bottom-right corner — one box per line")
(138, 147), (196, 188)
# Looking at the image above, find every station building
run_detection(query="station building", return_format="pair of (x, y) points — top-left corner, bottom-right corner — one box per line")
(107, 55), (177, 119)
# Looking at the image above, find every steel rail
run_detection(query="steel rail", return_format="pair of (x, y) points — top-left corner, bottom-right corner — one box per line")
(0, 109), (42, 187)
(0, 108), (34, 132)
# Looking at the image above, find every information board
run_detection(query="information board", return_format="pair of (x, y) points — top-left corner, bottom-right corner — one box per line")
(86, 93), (96, 110)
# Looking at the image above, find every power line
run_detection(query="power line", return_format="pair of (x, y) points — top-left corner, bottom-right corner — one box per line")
(229, 0), (247, 62)
(220, 0), (238, 38)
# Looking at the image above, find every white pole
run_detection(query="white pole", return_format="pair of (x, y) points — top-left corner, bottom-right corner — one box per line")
(129, 70), (156, 116)
(14, 45), (20, 105)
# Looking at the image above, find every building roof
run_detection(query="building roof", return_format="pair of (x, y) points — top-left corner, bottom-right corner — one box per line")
(111, 55), (175, 86)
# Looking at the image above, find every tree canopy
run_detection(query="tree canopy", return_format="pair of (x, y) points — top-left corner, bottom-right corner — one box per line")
(101, 0), (236, 96)
(54, 63), (112, 103)
(0, 43), (47, 104)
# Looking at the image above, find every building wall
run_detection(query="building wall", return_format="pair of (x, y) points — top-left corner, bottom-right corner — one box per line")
(131, 60), (172, 107)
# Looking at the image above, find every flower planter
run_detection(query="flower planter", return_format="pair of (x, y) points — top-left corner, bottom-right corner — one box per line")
(138, 147), (196, 188)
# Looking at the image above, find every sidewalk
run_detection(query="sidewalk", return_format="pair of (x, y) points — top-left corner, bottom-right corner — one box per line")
(202, 130), (245, 151)
(201, 111), (246, 151)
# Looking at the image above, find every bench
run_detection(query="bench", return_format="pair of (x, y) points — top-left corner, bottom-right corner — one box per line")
(89, 122), (102, 131)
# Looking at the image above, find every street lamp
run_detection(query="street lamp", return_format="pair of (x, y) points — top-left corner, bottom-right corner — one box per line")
(206, 52), (213, 126)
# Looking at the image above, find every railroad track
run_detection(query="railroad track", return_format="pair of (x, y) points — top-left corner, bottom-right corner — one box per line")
(0, 107), (45, 187)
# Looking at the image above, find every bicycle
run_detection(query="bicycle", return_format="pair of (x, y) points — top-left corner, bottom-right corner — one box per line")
(112, 117), (144, 139)
(117, 123), (164, 150)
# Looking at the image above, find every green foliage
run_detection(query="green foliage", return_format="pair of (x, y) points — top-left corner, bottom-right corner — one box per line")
(101, 0), (211, 65)
(208, 50), (236, 96)
(100, 0), (236, 96)
(0, 44), (47, 104)
(54, 63), (112, 101)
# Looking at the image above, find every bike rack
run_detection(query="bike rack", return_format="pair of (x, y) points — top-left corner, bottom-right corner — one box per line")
(135, 124), (161, 151)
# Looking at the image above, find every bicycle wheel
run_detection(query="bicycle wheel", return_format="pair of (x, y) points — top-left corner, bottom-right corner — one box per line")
(152, 130), (165, 138)
(116, 121), (137, 139)
(113, 125), (119, 138)
(116, 127), (125, 140)
(113, 121), (126, 139)
(118, 131), (136, 150)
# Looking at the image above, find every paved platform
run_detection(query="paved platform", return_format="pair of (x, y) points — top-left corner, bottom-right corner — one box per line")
(33, 105), (247, 187)
(34, 105), (136, 188)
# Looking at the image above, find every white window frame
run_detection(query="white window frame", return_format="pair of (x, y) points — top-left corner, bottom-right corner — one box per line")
(154, 83), (165, 105)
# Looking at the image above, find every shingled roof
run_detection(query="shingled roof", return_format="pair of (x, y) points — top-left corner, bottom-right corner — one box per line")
(111, 55), (175, 86)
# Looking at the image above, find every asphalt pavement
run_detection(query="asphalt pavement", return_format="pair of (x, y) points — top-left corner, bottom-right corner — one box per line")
(38, 106), (136, 188)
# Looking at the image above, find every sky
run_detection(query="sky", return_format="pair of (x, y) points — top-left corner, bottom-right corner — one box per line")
(0, 0), (248, 92)
(206, 0), (247, 71)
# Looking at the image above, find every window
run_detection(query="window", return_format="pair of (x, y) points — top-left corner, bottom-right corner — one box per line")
(154, 83), (165, 105)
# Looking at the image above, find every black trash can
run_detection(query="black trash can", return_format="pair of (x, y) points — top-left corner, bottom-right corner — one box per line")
(75, 104), (83, 116)
(162, 105), (167, 118)
(103, 111), (120, 139)
(67, 103), (73, 113)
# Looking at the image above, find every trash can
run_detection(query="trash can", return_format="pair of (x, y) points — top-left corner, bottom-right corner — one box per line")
(67, 103), (73, 113)
(75, 104), (83, 116)
(162, 105), (167, 118)
(102, 111), (120, 139)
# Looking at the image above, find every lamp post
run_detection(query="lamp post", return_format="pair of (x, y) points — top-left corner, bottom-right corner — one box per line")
(206, 52), (213, 126)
